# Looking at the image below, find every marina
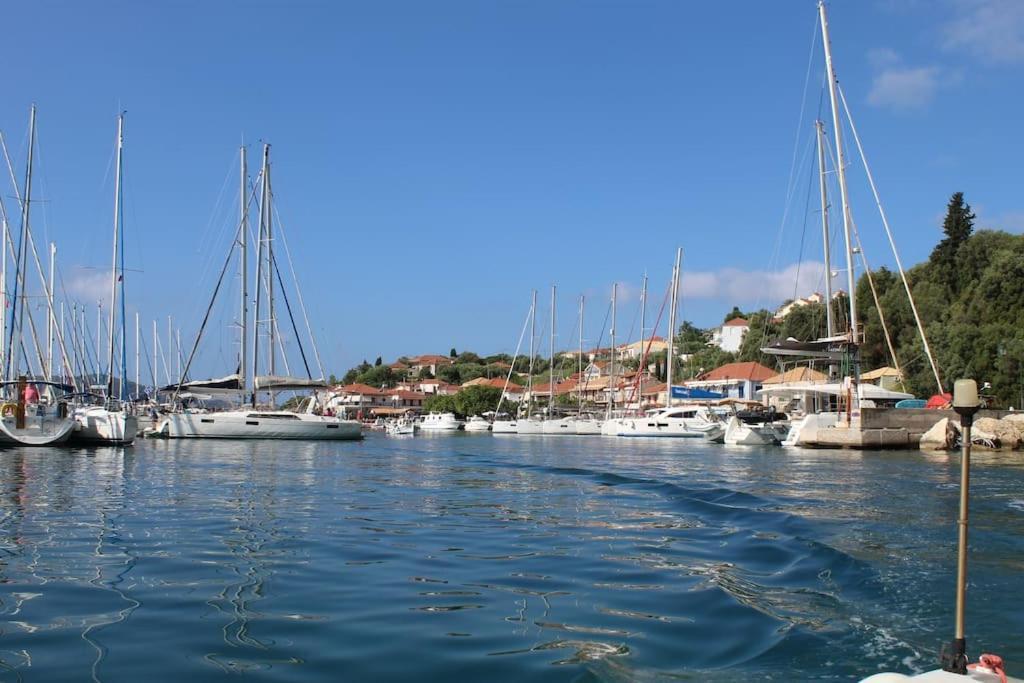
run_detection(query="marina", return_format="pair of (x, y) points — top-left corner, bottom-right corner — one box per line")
(0, 0), (1021, 679)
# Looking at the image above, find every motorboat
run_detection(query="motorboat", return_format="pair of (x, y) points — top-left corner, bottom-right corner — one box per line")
(419, 412), (464, 431)
(700, 422), (726, 443)
(602, 405), (717, 438)
(464, 415), (492, 432)
(385, 417), (416, 435)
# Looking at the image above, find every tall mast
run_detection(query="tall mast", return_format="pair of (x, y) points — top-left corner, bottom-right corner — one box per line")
(106, 113), (124, 399)
(815, 120), (835, 337)
(608, 282), (617, 418)
(549, 285), (555, 416)
(666, 247), (681, 407)
(167, 315), (172, 383)
(526, 289), (536, 416)
(1, 214), (7, 379)
(818, 0), (858, 342)
(47, 242), (55, 380)
(239, 146), (249, 399)
(578, 294), (584, 416)
(640, 272), (647, 355)
(135, 311), (140, 400)
(251, 143), (269, 407)
(152, 319), (158, 391)
(8, 105), (36, 384)
(265, 149), (275, 386)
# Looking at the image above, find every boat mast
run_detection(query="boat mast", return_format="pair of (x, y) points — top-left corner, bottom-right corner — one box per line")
(0, 214), (6, 380)
(47, 242), (55, 380)
(252, 143), (270, 407)
(549, 285), (555, 416)
(578, 294), (584, 416)
(135, 311), (140, 400)
(239, 146), (249, 401)
(152, 319), (158, 391)
(815, 120), (835, 337)
(608, 282), (616, 418)
(8, 105), (36, 386)
(526, 289), (536, 417)
(818, 0), (858, 343)
(666, 247), (681, 408)
(266, 149), (276, 403)
(106, 113), (124, 400)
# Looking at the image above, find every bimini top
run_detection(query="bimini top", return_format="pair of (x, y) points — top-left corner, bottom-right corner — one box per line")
(756, 383), (913, 401)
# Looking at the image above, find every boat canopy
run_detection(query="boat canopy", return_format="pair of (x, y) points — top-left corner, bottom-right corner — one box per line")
(761, 337), (852, 360)
(756, 383), (913, 401)
(253, 375), (328, 391)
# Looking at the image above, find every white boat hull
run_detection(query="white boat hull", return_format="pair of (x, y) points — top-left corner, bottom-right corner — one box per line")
(782, 413), (839, 447)
(0, 412), (76, 446)
(573, 418), (603, 435)
(515, 418), (544, 434)
(723, 416), (779, 445)
(541, 417), (576, 434)
(161, 411), (362, 440)
(602, 416), (706, 438)
(491, 420), (518, 434)
(464, 418), (491, 432)
(71, 407), (138, 445)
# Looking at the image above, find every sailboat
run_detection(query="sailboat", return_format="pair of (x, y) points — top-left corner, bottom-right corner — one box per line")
(159, 144), (360, 440)
(0, 106), (77, 446)
(602, 248), (717, 438)
(491, 293), (534, 434)
(72, 113), (138, 445)
(572, 294), (603, 434)
(764, 0), (925, 449)
(515, 289), (545, 434)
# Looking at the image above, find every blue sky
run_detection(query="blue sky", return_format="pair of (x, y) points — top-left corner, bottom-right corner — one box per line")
(2, 0), (1022, 380)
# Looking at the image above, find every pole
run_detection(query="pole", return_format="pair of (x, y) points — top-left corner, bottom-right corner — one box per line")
(666, 248), (681, 407)
(815, 120), (835, 337)
(135, 311), (140, 400)
(818, 1), (858, 343)
(578, 294), (584, 416)
(609, 282), (617, 418)
(47, 242), (55, 380)
(107, 113), (123, 399)
(0, 215), (7, 381)
(251, 144), (269, 407)
(176, 329), (181, 383)
(152, 319), (158, 390)
(9, 105), (36, 385)
(549, 285), (555, 416)
(526, 289), (536, 417)
(239, 146), (248, 400)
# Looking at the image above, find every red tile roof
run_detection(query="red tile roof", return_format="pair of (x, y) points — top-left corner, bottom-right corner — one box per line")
(723, 318), (749, 327)
(383, 389), (426, 400)
(697, 361), (774, 382)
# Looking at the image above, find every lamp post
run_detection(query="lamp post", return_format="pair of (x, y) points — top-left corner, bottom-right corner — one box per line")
(942, 378), (981, 674)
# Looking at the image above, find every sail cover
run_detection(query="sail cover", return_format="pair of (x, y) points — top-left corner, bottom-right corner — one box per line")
(254, 375), (328, 391)
(159, 373), (243, 394)
(761, 337), (853, 360)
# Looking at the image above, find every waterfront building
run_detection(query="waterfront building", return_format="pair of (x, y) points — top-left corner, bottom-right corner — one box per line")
(684, 361), (775, 400)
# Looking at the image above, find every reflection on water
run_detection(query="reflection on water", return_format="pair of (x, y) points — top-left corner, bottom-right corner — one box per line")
(0, 436), (1020, 681)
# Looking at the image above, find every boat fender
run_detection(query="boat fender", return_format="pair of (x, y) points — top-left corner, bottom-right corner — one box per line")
(0, 403), (15, 418)
(968, 654), (1007, 683)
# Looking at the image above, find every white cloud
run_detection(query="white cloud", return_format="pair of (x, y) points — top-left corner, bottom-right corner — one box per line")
(681, 261), (835, 307)
(66, 267), (113, 305)
(867, 53), (945, 111)
(943, 0), (1024, 64)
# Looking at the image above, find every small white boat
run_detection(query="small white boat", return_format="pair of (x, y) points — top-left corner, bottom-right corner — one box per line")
(723, 415), (779, 445)
(419, 412), (464, 431)
(386, 417), (416, 435)
(464, 416), (491, 432)
(71, 403), (139, 446)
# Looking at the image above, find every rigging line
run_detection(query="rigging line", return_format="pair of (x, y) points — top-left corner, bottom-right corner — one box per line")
(494, 299), (533, 418)
(822, 134), (903, 382)
(623, 281), (670, 411)
(836, 83), (943, 393)
(792, 129), (819, 304)
(578, 299), (612, 398)
(270, 201), (325, 379)
(172, 233), (239, 403)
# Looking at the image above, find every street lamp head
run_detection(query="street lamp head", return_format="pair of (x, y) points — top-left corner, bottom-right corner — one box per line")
(953, 379), (980, 417)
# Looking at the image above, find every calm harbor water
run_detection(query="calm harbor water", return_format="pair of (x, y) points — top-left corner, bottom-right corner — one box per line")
(0, 434), (1021, 681)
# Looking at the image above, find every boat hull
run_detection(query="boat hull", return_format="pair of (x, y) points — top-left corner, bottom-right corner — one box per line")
(491, 420), (518, 434)
(0, 414), (77, 446)
(161, 411), (362, 440)
(70, 408), (138, 446)
(602, 417), (706, 438)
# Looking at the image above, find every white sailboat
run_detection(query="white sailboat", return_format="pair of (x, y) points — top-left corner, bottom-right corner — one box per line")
(0, 106), (77, 446)
(603, 248), (718, 438)
(160, 144), (360, 441)
(72, 113), (138, 445)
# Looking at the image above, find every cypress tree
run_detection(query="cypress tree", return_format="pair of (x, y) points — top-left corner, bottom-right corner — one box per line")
(931, 192), (975, 286)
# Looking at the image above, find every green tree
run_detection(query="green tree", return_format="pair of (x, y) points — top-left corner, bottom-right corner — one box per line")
(449, 347), (457, 358)
(930, 192), (975, 289)
(437, 364), (461, 385)
(417, 366), (435, 380)
(454, 385), (503, 416)
(374, 356), (382, 366)
(724, 306), (745, 323)
(423, 394), (458, 414)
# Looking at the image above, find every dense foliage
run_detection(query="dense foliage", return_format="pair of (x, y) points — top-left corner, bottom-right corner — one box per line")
(423, 385), (504, 417)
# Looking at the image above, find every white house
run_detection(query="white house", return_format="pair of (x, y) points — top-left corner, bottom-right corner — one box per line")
(710, 318), (749, 353)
